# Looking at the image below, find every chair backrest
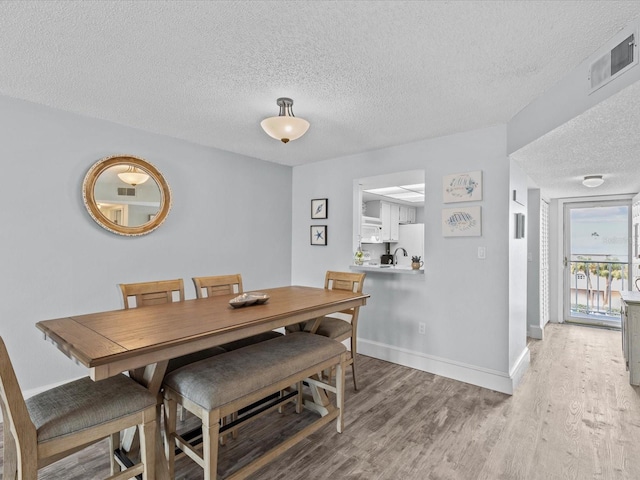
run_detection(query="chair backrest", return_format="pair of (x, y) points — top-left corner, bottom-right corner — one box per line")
(324, 271), (365, 294)
(0, 337), (37, 459)
(324, 271), (366, 318)
(193, 274), (243, 299)
(119, 279), (185, 309)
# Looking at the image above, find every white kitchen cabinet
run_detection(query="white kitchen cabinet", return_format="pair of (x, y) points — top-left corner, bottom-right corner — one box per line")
(380, 202), (391, 240)
(390, 203), (399, 241)
(366, 200), (400, 242)
(399, 205), (416, 224)
(632, 193), (640, 291)
(621, 292), (640, 385)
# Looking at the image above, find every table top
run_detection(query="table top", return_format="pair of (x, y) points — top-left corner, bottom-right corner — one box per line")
(36, 285), (369, 380)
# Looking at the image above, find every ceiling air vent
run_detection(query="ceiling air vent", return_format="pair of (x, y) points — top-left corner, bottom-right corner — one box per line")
(589, 32), (637, 93)
(117, 187), (136, 196)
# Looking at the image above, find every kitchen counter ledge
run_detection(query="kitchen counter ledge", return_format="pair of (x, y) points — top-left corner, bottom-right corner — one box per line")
(349, 265), (424, 275)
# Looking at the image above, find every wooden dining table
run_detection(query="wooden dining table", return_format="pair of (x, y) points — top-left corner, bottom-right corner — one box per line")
(36, 285), (369, 479)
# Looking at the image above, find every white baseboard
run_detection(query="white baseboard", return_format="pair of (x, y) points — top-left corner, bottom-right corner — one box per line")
(509, 346), (531, 392)
(528, 325), (544, 340)
(359, 339), (530, 395)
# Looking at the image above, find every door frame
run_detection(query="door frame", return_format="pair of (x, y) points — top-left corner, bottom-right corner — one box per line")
(563, 198), (632, 326)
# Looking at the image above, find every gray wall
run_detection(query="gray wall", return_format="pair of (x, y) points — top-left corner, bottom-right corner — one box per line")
(0, 95), (292, 392)
(291, 125), (529, 393)
(1, 97), (531, 397)
(508, 19), (640, 155)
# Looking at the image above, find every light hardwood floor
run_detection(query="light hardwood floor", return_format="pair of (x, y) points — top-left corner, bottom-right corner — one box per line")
(2, 323), (639, 479)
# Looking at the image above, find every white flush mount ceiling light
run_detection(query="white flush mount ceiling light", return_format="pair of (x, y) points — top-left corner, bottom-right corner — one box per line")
(582, 175), (604, 188)
(118, 166), (149, 186)
(260, 97), (310, 144)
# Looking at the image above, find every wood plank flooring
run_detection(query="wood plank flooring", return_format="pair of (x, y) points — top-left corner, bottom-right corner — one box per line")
(2, 323), (639, 479)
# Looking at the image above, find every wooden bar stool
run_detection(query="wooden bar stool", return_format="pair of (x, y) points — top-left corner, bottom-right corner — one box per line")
(118, 278), (226, 429)
(286, 271), (366, 390)
(192, 274), (282, 351)
(162, 333), (347, 480)
(0, 336), (157, 480)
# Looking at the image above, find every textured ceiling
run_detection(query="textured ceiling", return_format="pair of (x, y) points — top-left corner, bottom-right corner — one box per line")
(512, 79), (640, 199)
(1, 1), (640, 179)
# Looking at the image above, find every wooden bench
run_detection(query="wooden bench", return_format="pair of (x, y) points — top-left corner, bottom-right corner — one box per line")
(162, 332), (347, 480)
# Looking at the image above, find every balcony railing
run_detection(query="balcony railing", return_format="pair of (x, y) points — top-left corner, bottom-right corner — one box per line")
(570, 259), (628, 319)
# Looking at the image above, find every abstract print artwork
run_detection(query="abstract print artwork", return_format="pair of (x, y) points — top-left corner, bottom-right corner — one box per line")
(310, 225), (327, 245)
(311, 198), (328, 219)
(443, 171), (482, 203)
(442, 206), (482, 237)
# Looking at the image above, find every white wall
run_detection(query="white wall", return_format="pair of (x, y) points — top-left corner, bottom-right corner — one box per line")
(0, 95), (292, 392)
(527, 189), (543, 338)
(292, 125), (529, 394)
(508, 161), (530, 386)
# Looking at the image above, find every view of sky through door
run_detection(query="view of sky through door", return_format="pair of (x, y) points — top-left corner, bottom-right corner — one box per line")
(571, 205), (629, 262)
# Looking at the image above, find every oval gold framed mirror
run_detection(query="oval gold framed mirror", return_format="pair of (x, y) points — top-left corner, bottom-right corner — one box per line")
(83, 155), (172, 236)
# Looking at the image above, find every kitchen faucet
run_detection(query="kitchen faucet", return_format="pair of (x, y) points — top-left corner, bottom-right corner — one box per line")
(393, 247), (408, 266)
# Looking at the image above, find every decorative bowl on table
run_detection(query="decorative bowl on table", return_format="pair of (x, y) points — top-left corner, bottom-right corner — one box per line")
(247, 292), (270, 304)
(229, 293), (258, 308)
(228, 292), (270, 308)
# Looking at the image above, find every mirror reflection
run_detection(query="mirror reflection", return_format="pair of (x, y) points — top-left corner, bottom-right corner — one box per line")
(94, 165), (161, 227)
(83, 155), (171, 236)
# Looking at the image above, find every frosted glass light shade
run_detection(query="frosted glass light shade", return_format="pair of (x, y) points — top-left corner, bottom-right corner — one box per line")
(582, 175), (604, 188)
(260, 116), (310, 143)
(260, 97), (310, 143)
(118, 166), (150, 186)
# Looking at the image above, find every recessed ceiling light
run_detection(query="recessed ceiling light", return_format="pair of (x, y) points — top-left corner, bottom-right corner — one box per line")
(364, 184), (425, 203)
(364, 186), (407, 196)
(385, 192), (425, 202)
(399, 184), (425, 193)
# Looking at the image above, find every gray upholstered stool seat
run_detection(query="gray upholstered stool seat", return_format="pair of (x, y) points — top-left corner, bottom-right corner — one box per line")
(310, 317), (352, 339)
(164, 332), (344, 410)
(166, 346), (227, 374)
(162, 332), (347, 479)
(218, 330), (283, 353)
(0, 334), (157, 480)
(26, 374), (157, 443)
(285, 271), (366, 392)
(285, 317), (351, 339)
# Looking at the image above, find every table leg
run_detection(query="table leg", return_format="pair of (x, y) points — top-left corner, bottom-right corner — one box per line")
(296, 318), (333, 417)
(301, 373), (333, 417)
(304, 317), (322, 334)
(121, 360), (170, 480)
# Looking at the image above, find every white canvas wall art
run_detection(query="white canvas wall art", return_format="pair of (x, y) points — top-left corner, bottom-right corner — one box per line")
(443, 170), (482, 203)
(442, 206), (482, 237)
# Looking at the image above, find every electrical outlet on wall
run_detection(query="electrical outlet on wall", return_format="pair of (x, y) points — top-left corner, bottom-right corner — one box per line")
(418, 322), (426, 335)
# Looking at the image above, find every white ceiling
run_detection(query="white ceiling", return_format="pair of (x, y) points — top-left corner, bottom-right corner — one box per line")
(2, 1), (640, 196)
